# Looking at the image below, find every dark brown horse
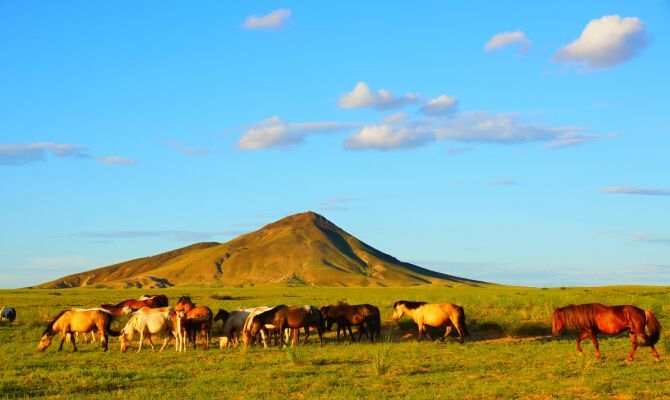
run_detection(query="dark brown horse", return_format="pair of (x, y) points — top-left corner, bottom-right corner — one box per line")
(320, 303), (381, 342)
(138, 294), (169, 308)
(552, 303), (661, 361)
(102, 298), (155, 311)
(247, 305), (323, 347)
(175, 296), (213, 350)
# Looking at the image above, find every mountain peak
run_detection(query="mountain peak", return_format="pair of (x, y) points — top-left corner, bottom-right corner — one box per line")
(39, 212), (481, 288)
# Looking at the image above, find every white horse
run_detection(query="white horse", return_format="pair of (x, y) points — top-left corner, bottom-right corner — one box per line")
(218, 307), (270, 348)
(119, 308), (174, 353)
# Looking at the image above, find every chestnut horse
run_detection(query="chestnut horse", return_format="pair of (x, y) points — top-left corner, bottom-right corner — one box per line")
(138, 294), (169, 307)
(320, 303), (381, 342)
(174, 296), (213, 350)
(552, 303), (661, 362)
(246, 305), (323, 347)
(392, 301), (470, 343)
(38, 308), (119, 352)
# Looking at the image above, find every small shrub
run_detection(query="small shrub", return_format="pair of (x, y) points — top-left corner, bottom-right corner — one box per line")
(372, 329), (394, 376)
(285, 346), (306, 366)
(210, 294), (233, 301)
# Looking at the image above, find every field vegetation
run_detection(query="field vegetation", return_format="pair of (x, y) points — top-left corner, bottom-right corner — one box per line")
(1, 285), (669, 399)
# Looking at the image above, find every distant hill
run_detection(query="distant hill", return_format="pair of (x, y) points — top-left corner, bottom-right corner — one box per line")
(39, 211), (482, 288)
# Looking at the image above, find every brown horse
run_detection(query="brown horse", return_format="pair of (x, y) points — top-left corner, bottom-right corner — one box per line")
(247, 305), (323, 347)
(392, 301), (470, 343)
(175, 296), (213, 350)
(552, 303), (661, 362)
(320, 303), (381, 342)
(138, 294), (169, 307)
(38, 308), (120, 352)
(102, 298), (153, 311)
(100, 304), (133, 318)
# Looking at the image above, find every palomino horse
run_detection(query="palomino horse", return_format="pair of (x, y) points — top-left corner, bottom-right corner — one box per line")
(119, 307), (175, 353)
(552, 303), (661, 362)
(320, 303), (381, 343)
(174, 296), (213, 350)
(38, 308), (119, 352)
(246, 305), (324, 347)
(392, 301), (470, 343)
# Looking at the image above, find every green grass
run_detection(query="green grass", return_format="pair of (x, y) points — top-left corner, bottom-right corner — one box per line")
(1, 285), (669, 399)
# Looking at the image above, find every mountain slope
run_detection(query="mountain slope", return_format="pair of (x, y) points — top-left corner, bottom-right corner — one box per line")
(39, 212), (482, 288)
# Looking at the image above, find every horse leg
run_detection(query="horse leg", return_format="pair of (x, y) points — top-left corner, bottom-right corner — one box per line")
(347, 323), (355, 342)
(591, 332), (601, 359)
(650, 345), (660, 361)
(159, 335), (169, 352)
(58, 332), (67, 351)
(147, 334), (156, 352)
(292, 328), (299, 347)
(443, 325), (453, 342)
(417, 323), (425, 342)
(576, 331), (589, 355)
(317, 325), (324, 347)
(302, 326), (310, 346)
(626, 333), (638, 362)
(137, 331), (144, 353)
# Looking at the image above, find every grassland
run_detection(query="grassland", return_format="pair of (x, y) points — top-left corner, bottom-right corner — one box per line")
(1, 285), (669, 399)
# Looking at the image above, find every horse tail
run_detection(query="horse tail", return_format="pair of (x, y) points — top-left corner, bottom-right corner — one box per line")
(643, 310), (661, 346)
(103, 312), (121, 337)
(458, 306), (471, 338)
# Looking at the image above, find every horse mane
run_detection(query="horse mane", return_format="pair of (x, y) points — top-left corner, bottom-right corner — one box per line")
(393, 300), (427, 310)
(43, 310), (68, 335)
(255, 305), (285, 321)
(557, 304), (600, 331)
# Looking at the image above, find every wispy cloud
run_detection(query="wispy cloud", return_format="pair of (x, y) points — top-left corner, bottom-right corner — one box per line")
(77, 229), (247, 242)
(95, 156), (136, 165)
(344, 111), (597, 151)
(238, 116), (353, 150)
(484, 30), (532, 54)
(339, 82), (419, 111)
(167, 140), (209, 155)
(601, 186), (670, 196)
(634, 233), (670, 246)
(554, 15), (648, 69)
(446, 146), (473, 156)
(490, 178), (517, 186)
(419, 94), (459, 116)
(0, 142), (89, 165)
(243, 9), (292, 30)
(317, 196), (359, 211)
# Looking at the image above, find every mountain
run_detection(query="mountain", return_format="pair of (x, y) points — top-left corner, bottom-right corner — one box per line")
(39, 212), (481, 288)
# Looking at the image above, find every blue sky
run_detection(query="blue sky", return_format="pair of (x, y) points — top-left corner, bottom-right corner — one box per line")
(1, 1), (668, 288)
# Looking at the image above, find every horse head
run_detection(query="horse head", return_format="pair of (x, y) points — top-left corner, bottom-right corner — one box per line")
(391, 301), (406, 322)
(214, 309), (230, 322)
(551, 308), (565, 336)
(175, 295), (194, 312)
(37, 332), (53, 352)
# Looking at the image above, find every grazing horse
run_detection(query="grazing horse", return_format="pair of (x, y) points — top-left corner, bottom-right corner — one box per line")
(119, 308), (175, 353)
(174, 296), (213, 350)
(240, 306), (282, 348)
(1, 307), (16, 323)
(102, 298), (154, 311)
(38, 308), (119, 352)
(320, 303), (381, 342)
(392, 301), (469, 343)
(552, 303), (661, 362)
(100, 304), (133, 318)
(246, 305), (324, 347)
(138, 294), (169, 308)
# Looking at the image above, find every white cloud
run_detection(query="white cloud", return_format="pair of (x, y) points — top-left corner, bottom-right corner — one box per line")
(484, 30), (532, 54)
(167, 140), (209, 155)
(554, 15), (648, 69)
(243, 9), (292, 30)
(601, 186), (670, 196)
(434, 111), (597, 148)
(96, 156), (136, 165)
(634, 233), (670, 246)
(343, 111), (597, 151)
(344, 122), (433, 151)
(382, 112), (408, 124)
(419, 94), (459, 116)
(0, 142), (89, 165)
(338, 82), (419, 110)
(238, 116), (352, 150)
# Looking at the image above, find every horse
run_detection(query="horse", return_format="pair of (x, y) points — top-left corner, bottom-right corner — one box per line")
(102, 298), (154, 311)
(320, 303), (381, 342)
(1, 307), (16, 323)
(392, 301), (469, 343)
(173, 310), (188, 352)
(552, 303), (661, 362)
(138, 294), (169, 307)
(246, 305), (323, 347)
(38, 308), (119, 352)
(239, 306), (282, 348)
(100, 304), (133, 318)
(174, 296), (213, 350)
(119, 308), (175, 353)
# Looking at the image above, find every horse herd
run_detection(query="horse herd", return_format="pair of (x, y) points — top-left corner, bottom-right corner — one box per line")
(29, 295), (662, 362)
